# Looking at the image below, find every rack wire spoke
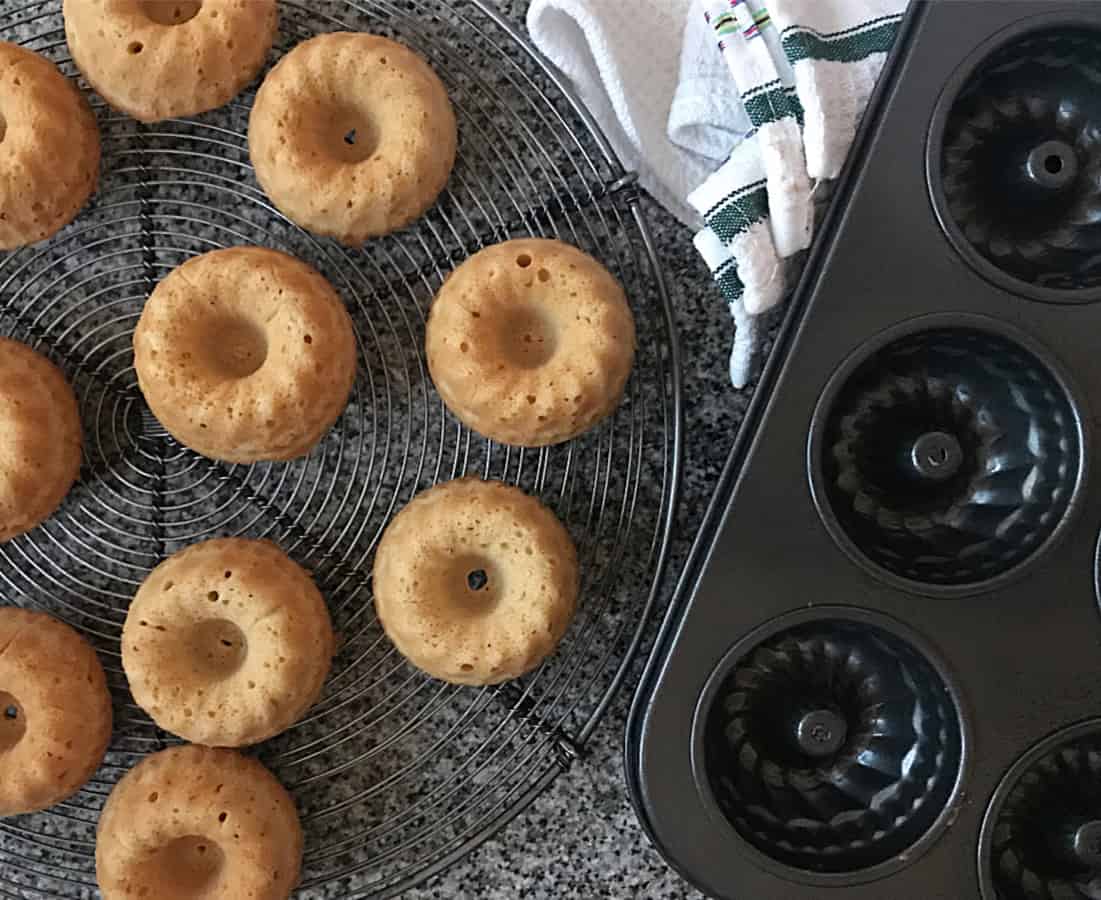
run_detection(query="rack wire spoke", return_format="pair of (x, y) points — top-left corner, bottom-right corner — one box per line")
(0, 0), (681, 896)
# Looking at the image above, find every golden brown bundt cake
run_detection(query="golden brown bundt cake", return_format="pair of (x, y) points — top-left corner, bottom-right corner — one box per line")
(0, 607), (112, 816)
(426, 239), (636, 447)
(0, 41), (99, 249)
(373, 478), (579, 686)
(0, 338), (82, 541)
(249, 32), (457, 243)
(122, 537), (334, 747)
(96, 745), (302, 900)
(133, 246), (357, 464)
(64, 0), (278, 122)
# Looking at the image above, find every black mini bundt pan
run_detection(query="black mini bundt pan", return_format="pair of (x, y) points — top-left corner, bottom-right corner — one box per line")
(809, 319), (1083, 592)
(980, 720), (1101, 900)
(929, 22), (1101, 302)
(694, 610), (965, 881)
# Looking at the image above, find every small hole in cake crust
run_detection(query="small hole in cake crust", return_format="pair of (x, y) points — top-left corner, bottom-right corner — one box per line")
(537, 268), (550, 282)
(516, 254), (533, 268)
(467, 569), (488, 591)
(303, 334), (313, 344)
(128, 41), (144, 54)
(207, 591), (218, 602)
(0, 693), (25, 752)
(0, 112), (7, 145)
(330, 111), (380, 163)
(461, 663), (474, 672)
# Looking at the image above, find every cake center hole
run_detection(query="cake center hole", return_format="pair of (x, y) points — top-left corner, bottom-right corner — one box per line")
(149, 835), (224, 892)
(330, 110), (379, 163)
(140, 0), (202, 25)
(201, 316), (268, 379)
(1045, 154), (1064, 175)
(0, 692), (25, 752)
(190, 619), (247, 679)
(498, 306), (557, 369)
(445, 556), (498, 614)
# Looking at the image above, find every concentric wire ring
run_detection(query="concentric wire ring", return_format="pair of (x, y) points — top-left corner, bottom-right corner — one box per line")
(0, 2), (682, 896)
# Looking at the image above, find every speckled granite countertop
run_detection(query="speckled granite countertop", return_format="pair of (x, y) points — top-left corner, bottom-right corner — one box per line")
(402, 9), (750, 900)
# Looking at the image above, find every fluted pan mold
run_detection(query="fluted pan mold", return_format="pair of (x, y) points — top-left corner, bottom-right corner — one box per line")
(984, 728), (1101, 900)
(940, 27), (1101, 294)
(818, 328), (1079, 587)
(702, 620), (963, 874)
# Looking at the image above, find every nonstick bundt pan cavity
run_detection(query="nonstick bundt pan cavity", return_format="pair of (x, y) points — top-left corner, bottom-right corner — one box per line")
(980, 720), (1101, 900)
(627, 4), (1101, 900)
(810, 321), (1083, 592)
(696, 612), (964, 879)
(931, 22), (1101, 302)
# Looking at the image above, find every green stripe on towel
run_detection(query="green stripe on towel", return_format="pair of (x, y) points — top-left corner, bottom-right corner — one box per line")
(702, 178), (767, 222)
(714, 258), (745, 303)
(782, 16), (902, 64)
(742, 85), (804, 128)
(707, 186), (770, 243)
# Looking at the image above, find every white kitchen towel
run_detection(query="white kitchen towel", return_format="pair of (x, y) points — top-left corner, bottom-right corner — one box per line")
(670, 10), (754, 163)
(527, 0), (750, 226)
(775, 0), (907, 180)
(688, 139), (784, 388)
(694, 227), (763, 389)
(700, 0), (813, 258)
(694, 0), (907, 387)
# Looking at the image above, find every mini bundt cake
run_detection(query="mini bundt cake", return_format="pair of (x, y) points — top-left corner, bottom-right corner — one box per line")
(426, 238), (636, 447)
(249, 32), (457, 243)
(122, 538), (334, 747)
(0, 338), (82, 541)
(373, 478), (579, 685)
(0, 41), (99, 249)
(64, 0), (278, 122)
(133, 246), (357, 463)
(96, 745), (302, 900)
(0, 607), (112, 816)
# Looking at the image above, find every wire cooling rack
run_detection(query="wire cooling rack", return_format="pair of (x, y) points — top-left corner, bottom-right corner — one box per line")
(0, 1), (682, 897)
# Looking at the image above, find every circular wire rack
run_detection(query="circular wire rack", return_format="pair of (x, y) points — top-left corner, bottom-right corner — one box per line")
(0, 1), (683, 897)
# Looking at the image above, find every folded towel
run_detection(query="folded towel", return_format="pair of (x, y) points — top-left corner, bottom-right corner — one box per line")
(694, 0), (907, 387)
(700, 0), (813, 259)
(528, 0), (750, 226)
(689, 139), (783, 388)
(526, 0), (907, 390)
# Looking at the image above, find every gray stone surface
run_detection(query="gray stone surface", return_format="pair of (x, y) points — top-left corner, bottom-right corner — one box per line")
(0, 2), (767, 898)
